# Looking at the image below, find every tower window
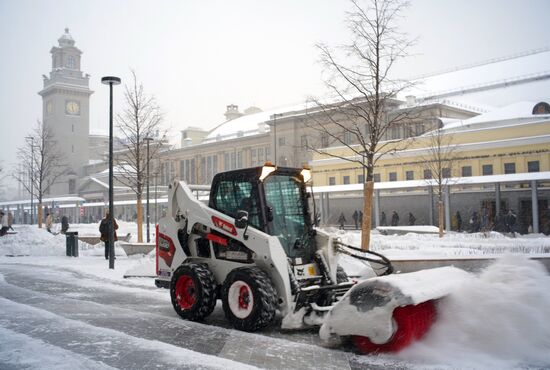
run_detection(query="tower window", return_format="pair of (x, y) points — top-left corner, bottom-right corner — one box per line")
(67, 55), (75, 69)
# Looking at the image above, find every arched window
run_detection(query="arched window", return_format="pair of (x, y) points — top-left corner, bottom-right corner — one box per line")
(532, 102), (550, 115)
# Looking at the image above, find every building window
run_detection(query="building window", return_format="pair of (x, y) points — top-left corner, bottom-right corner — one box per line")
(504, 162), (516, 174)
(237, 151), (243, 168)
(343, 176), (350, 185)
(329, 177), (336, 186)
(389, 172), (397, 181)
(442, 167), (451, 178)
(68, 179), (76, 194)
(406, 171), (414, 180)
(358, 174), (364, 183)
(301, 135), (308, 150)
(423, 169), (432, 179)
(343, 131), (353, 145)
(278, 137), (286, 146)
(391, 126), (400, 140)
(482, 164), (493, 176)
(224, 153), (230, 170)
(528, 160), (540, 173)
(461, 166), (472, 177)
(251, 149), (257, 166)
(321, 134), (329, 148)
(373, 173), (380, 182)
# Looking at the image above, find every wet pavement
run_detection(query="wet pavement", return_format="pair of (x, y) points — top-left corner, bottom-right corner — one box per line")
(0, 262), (408, 369)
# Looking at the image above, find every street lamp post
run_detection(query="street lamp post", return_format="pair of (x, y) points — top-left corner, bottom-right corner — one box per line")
(271, 113), (283, 165)
(101, 76), (121, 269)
(144, 137), (154, 243)
(25, 136), (34, 225)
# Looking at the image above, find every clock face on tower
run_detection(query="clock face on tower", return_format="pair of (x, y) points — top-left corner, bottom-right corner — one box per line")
(65, 100), (80, 115)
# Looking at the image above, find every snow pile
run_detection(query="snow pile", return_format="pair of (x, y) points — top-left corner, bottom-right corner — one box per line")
(0, 226), (66, 256)
(400, 255), (550, 368)
(333, 228), (550, 258)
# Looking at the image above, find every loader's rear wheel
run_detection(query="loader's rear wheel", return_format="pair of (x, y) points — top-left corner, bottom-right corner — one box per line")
(222, 267), (277, 332)
(170, 263), (217, 321)
(352, 300), (437, 354)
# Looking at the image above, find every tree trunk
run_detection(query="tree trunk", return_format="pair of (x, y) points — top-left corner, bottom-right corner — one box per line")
(38, 202), (43, 228)
(136, 196), (143, 242)
(361, 181), (374, 251)
(438, 199), (444, 238)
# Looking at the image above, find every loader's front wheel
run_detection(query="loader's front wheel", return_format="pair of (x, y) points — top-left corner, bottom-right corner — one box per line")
(222, 267), (277, 332)
(352, 300), (437, 354)
(171, 263), (217, 321)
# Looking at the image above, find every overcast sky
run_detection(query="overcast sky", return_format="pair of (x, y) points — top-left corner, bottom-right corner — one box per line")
(0, 0), (549, 178)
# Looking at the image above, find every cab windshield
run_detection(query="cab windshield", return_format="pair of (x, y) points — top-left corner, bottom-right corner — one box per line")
(263, 174), (311, 258)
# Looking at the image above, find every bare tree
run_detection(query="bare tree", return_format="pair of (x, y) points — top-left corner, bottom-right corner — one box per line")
(420, 127), (458, 237)
(307, 0), (415, 250)
(115, 71), (167, 242)
(13, 120), (67, 227)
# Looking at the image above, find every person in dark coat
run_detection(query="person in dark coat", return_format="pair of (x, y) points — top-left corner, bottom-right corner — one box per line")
(61, 215), (69, 234)
(99, 210), (119, 260)
(456, 211), (462, 232)
(505, 209), (517, 234)
(338, 212), (347, 230)
(380, 211), (387, 226)
(470, 211), (480, 232)
(358, 211), (363, 228)
(391, 210), (399, 226)
(352, 210), (359, 229)
(408, 212), (416, 226)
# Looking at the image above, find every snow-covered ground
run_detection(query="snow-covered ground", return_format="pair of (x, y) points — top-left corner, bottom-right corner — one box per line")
(1, 224), (550, 369)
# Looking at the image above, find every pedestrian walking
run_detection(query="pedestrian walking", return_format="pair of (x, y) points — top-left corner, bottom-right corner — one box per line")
(359, 211), (363, 228)
(45, 213), (53, 233)
(352, 210), (359, 229)
(7, 212), (14, 231)
(0, 211), (8, 236)
(391, 210), (399, 226)
(505, 209), (517, 234)
(338, 212), (347, 230)
(380, 211), (387, 226)
(408, 212), (416, 226)
(470, 211), (480, 232)
(456, 211), (462, 232)
(99, 210), (119, 260)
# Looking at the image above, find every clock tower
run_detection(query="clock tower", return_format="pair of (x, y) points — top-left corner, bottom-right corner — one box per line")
(39, 28), (93, 195)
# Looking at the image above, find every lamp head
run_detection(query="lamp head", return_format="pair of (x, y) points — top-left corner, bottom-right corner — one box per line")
(101, 76), (121, 85)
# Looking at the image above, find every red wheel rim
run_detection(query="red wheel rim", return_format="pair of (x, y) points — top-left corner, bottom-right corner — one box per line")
(175, 275), (196, 310)
(353, 300), (437, 354)
(238, 285), (250, 309)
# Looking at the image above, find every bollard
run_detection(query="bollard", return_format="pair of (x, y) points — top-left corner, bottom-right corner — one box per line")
(65, 231), (79, 257)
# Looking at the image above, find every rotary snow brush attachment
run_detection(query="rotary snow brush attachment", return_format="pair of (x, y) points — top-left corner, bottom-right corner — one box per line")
(323, 244), (471, 353)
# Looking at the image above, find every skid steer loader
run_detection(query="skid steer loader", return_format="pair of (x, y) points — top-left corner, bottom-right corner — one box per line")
(155, 164), (468, 353)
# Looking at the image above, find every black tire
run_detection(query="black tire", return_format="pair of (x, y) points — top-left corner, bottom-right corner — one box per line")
(222, 267), (277, 332)
(336, 265), (349, 283)
(170, 263), (217, 321)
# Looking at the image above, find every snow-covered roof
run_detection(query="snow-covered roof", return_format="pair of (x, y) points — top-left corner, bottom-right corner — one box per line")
(404, 50), (550, 100)
(442, 101), (550, 131)
(202, 102), (311, 144)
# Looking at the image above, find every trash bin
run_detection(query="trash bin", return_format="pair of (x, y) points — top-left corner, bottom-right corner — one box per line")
(65, 231), (79, 257)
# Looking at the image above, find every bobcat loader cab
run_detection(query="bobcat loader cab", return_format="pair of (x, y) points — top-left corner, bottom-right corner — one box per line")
(155, 163), (354, 331)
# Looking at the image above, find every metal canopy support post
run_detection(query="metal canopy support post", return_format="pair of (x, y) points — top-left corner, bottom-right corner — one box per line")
(428, 186), (434, 225)
(495, 182), (501, 216)
(374, 189), (380, 227)
(531, 180), (539, 233)
(444, 187), (451, 232)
